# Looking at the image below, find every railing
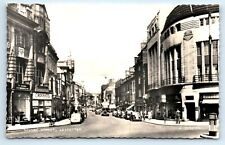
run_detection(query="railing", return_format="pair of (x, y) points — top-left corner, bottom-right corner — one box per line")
(193, 74), (219, 83)
(161, 76), (185, 86)
(148, 76), (185, 89)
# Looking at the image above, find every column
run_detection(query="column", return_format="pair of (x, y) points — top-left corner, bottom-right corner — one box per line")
(174, 48), (178, 83)
(169, 51), (173, 84)
(201, 42), (205, 76)
(194, 93), (200, 121)
(181, 93), (187, 121)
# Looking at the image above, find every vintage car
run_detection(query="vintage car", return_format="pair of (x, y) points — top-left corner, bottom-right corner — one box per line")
(71, 111), (82, 124)
(101, 109), (109, 116)
(130, 111), (142, 121)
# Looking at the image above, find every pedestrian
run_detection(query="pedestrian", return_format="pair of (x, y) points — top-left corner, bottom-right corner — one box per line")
(175, 109), (180, 124)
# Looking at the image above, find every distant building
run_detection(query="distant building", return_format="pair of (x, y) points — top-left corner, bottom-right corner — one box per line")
(134, 43), (148, 112)
(56, 59), (75, 119)
(115, 68), (135, 110)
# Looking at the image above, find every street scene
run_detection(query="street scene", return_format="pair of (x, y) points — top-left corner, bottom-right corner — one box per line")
(7, 110), (208, 138)
(6, 3), (219, 139)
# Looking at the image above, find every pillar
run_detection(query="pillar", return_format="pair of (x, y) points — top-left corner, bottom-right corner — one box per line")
(181, 93), (187, 121)
(169, 51), (173, 84)
(174, 48), (178, 83)
(194, 93), (200, 121)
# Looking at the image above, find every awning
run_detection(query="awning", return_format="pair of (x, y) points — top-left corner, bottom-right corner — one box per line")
(102, 102), (109, 108)
(202, 99), (219, 104)
(126, 104), (134, 110)
(109, 104), (116, 109)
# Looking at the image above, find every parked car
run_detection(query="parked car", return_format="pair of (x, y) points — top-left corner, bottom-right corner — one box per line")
(130, 111), (142, 121)
(101, 109), (109, 116)
(117, 109), (122, 117)
(121, 110), (126, 118)
(81, 108), (87, 121)
(125, 110), (133, 120)
(95, 108), (102, 115)
(112, 110), (117, 116)
(71, 111), (82, 124)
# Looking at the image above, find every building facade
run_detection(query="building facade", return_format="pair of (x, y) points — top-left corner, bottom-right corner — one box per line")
(159, 4), (219, 121)
(7, 4), (59, 124)
(56, 59), (75, 119)
(134, 43), (148, 112)
(146, 11), (166, 119)
(115, 68), (135, 109)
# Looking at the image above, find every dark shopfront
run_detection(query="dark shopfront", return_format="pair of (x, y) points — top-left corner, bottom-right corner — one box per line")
(7, 83), (32, 124)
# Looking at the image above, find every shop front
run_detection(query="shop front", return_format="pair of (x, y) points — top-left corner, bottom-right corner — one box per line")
(199, 93), (219, 121)
(13, 91), (31, 124)
(32, 92), (52, 122)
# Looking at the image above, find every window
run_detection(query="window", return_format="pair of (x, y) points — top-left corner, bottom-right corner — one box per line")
(211, 17), (215, 24)
(175, 23), (181, 31)
(213, 65), (218, 74)
(213, 40), (218, 56)
(170, 27), (175, 34)
(16, 61), (25, 84)
(138, 89), (142, 98)
(36, 69), (44, 85)
(204, 41), (209, 56)
(198, 66), (202, 76)
(196, 42), (202, 56)
(138, 77), (141, 84)
(205, 65), (210, 74)
(200, 18), (204, 26)
(205, 18), (209, 25)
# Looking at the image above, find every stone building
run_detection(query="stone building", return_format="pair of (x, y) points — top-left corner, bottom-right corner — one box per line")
(159, 4), (219, 121)
(6, 4), (59, 124)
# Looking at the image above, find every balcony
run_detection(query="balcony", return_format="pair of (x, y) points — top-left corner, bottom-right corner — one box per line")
(161, 76), (185, 86)
(193, 74), (219, 83)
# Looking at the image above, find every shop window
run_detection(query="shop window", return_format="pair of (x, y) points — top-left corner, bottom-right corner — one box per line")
(186, 96), (194, 100)
(39, 100), (44, 106)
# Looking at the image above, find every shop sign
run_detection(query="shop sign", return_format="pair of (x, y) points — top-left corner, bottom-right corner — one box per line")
(33, 93), (52, 100)
(17, 47), (25, 58)
(15, 83), (29, 90)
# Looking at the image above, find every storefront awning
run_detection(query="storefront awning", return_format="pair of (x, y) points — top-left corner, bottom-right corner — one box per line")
(202, 99), (219, 104)
(126, 104), (134, 110)
(109, 104), (116, 109)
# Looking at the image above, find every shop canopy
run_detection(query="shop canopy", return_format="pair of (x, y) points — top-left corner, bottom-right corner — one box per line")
(126, 104), (134, 111)
(202, 99), (219, 104)
(109, 104), (116, 109)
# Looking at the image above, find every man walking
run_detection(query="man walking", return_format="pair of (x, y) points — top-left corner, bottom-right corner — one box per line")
(175, 109), (181, 124)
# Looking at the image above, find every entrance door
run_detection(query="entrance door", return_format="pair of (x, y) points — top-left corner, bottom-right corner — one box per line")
(185, 103), (195, 121)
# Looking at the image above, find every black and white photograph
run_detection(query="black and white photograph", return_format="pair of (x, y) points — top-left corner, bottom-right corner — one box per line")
(5, 2), (219, 139)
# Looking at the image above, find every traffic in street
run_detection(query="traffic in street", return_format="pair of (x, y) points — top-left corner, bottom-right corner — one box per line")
(6, 109), (208, 138)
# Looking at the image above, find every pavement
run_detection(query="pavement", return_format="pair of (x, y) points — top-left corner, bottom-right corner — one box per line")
(6, 118), (71, 131)
(143, 118), (209, 126)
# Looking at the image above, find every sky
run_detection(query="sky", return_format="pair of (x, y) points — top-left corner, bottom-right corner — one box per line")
(46, 3), (174, 94)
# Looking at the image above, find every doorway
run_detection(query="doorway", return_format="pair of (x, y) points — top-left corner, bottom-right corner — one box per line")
(185, 102), (195, 121)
